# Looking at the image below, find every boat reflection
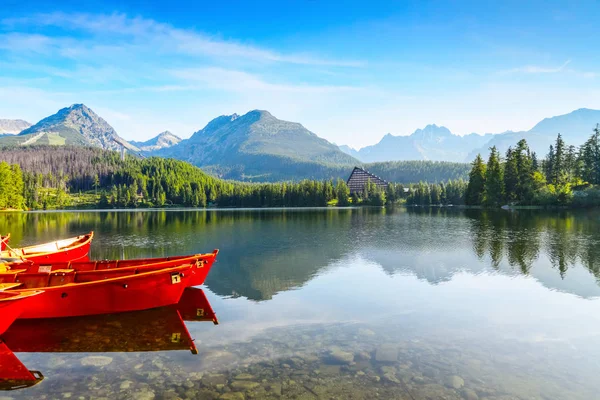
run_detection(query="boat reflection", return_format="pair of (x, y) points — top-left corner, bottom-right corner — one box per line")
(0, 288), (217, 391)
(0, 339), (43, 391)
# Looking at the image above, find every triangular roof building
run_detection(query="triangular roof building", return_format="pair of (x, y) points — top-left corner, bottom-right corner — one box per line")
(346, 167), (389, 194)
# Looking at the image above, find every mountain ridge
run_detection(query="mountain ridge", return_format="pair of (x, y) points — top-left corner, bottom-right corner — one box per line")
(0, 104), (135, 151)
(130, 131), (182, 151)
(0, 119), (31, 135)
(156, 109), (358, 181)
(342, 108), (600, 162)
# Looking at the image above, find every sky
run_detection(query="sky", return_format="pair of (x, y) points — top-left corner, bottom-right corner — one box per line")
(1, 0), (599, 149)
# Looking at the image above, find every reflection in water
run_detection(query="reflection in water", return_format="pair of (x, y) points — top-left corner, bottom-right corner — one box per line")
(0, 288), (217, 391)
(5, 208), (600, 299)
(2, 208), (600, 398)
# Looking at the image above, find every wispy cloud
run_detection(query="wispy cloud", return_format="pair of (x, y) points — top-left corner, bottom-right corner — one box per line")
(503, 59), (572, 74)
(499, 59), (599, 79)
(169, 67), (364, 94)
(2, 12), (364, 67)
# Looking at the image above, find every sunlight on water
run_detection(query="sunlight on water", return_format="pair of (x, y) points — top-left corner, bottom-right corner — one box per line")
(3, 207), (600, 399)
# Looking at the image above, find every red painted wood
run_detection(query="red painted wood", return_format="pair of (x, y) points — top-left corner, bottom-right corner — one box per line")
(17, 265), (193, 319)
(1, 232), (93, 264)
(0, 291), (42, 335)
(0, 234), (9, 252)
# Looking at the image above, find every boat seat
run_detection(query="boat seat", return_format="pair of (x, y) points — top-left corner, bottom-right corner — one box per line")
(0, 282), (23, 290)
(49, 270), (75, 287)
(1, 269), (27, 274)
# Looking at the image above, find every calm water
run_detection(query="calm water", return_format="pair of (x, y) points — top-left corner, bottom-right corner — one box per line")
(3, 207), (600, 399)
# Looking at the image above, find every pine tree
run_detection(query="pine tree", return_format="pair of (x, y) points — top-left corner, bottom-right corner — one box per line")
(544, 145), (554, 183)
(484, 146), (504, 206)
(580, 124), (600, 184)
(504, 148), (519, 202)
(465, 155), (486, 205)
(515, 139), (534, 202)
(552, 134), (566, 186)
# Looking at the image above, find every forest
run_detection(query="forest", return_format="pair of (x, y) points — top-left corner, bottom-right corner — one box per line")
(2, 123), (598, 211)
(462, 124), (600, 207)
(0, 146), (407, 210)
(364, 160), (470, 183)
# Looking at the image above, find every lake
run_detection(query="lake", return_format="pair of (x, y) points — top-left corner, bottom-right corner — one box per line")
(2, 207), (600, 399)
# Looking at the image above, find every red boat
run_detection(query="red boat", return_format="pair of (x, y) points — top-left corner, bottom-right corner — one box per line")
(0, 232), (93, 264)
(0, 289), (43, 336)
(6, 262), (197, 319)
(0, 235), (9, 251)
(1, 251), (218, 289)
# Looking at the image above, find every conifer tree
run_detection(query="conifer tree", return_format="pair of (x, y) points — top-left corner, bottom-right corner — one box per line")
(484, 146), (504, 206)
(465, 155), (486, 205)
(504, 148), (519, 202)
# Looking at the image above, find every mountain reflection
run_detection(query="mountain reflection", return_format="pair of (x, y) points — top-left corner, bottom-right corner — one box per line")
(2, 208), (600, 300)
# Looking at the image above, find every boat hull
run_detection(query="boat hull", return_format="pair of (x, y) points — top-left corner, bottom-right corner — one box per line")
(0, 302), (22, 336)
(0, 291), (42, 335)
(16, 266), (191, 319)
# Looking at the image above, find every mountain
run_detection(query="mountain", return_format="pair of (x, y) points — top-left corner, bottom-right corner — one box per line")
(130, 131), (181, 152)
(467, 108), (600, 160)
(338, 144), (360, 158)
(156, 110), (359, 181)
(350, 125), (493, 163)
(346, 109), (600, 163)
(0, 119), (31, 135)
(0, 104), (136, 151)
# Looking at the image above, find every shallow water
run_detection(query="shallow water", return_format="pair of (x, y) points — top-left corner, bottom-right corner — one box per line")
(3, 207), (600, 399)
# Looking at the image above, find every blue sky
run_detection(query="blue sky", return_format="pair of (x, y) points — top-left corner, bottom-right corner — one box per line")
(1, 0), (599, 148)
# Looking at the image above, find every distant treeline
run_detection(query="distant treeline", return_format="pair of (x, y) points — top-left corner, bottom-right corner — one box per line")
(364, 161), (470, 184)
(0, 146), (466, 210)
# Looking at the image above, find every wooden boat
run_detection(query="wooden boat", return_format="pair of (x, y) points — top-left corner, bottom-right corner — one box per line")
(0, 232), (93, 264)
(0, 340), (43, 391)
(0, 290), (43, 335)
(1, 250), (218, 289)
(4, 262), (197, 319)
(0, 234), (9, 251)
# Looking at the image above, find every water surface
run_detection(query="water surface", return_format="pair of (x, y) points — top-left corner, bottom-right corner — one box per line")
(3, 207), (600, 399)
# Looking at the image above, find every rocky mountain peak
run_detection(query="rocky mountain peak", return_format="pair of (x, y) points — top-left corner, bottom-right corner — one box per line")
(0, 119), (31, 135)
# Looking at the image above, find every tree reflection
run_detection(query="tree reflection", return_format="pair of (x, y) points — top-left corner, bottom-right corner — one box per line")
(465, 209), (600, 280)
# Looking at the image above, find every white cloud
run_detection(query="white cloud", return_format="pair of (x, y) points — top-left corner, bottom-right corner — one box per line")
(2, 12), (363, 67)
